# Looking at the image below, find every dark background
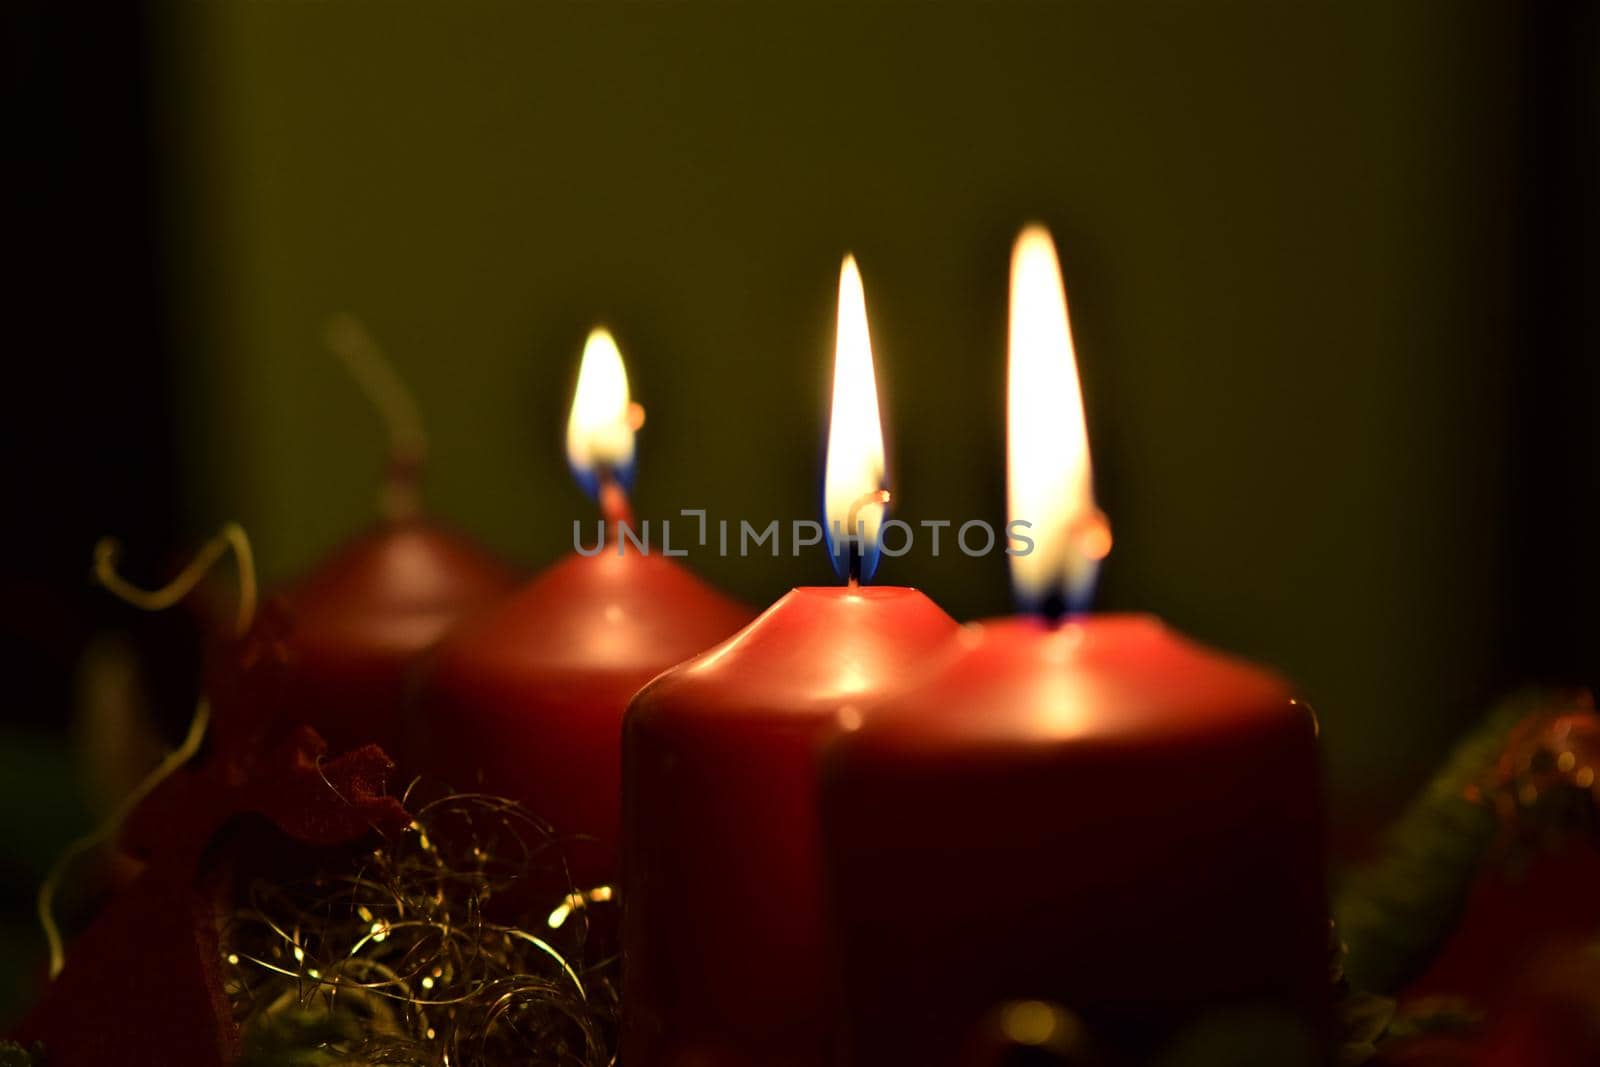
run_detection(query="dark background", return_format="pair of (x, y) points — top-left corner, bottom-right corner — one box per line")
(4, 0), (1595, 1022)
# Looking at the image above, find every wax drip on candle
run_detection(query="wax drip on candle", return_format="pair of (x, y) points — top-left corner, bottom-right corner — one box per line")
(323, 313), (428, 522)
(39, 523), (258, 976)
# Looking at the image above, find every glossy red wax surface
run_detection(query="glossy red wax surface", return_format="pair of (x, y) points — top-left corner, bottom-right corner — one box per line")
(621, 586), (959, 1067)
(209, 518), (518, 763)
(821, 614), (1328, 1065)
(411, 550), (752, 886)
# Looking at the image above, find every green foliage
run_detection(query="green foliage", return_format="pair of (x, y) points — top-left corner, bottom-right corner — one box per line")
(1333, 693), (1545, 994)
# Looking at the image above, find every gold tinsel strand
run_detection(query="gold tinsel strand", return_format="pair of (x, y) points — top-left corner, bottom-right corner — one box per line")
(227, 789), (619, 1066)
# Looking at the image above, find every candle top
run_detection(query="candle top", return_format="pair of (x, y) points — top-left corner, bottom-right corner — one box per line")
(271, 517), (519, 657)
(634, 585), (959, 714)
(427, 550), (752, 680)
(843, 613), (1304, 747)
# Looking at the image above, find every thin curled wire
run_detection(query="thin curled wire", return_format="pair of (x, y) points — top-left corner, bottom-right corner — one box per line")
(38, 523), (256, 978)
(92, 521), (257, 637)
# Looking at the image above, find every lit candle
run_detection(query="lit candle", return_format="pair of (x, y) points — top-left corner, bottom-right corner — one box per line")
(620, 256), (959, 1066)
(209, 316), (519, 764)
(410, 327), (752, 889)
(819, 227), (1329, 1064)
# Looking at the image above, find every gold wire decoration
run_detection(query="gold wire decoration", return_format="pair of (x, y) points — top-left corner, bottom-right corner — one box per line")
(92, 520), (257, 637)
(39, 523), (258, 978)
(227, 789), (619, 1066)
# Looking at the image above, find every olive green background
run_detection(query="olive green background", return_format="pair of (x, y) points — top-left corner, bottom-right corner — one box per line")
(159, 1), (1518, 812)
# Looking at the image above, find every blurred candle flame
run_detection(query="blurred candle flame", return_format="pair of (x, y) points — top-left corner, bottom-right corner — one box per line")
(1007, 225), (1110, 615)
(824, 255), (889, 582)
(566, 327), (638, 498)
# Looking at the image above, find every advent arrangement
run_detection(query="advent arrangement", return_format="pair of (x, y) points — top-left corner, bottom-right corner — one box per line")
(9, 226), (1600, 1067)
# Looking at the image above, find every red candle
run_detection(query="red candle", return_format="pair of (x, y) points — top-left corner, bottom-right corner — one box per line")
(622, 257), (959, 1065)
(211, 518), (519, 760)
(210, 318), (519, 763)
(411, 328), (752, 887)
(819, 227), (1327, 1064)
(823, 617), (1326, 1063)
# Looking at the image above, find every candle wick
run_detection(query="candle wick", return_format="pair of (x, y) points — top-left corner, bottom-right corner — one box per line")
(324, 312), (428, 521)
(1038, 587), (1071, 627)
(841, 488), (891, 588)
(597, 466), (634, 539)
(381, 455), (424, 523)
(845, 488), (892, 533)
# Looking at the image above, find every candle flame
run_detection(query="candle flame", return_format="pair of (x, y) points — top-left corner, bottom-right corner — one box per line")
(1007, 225), (1109, 615)
(824, 255), (890, 582)
(566, 327), (637, 498)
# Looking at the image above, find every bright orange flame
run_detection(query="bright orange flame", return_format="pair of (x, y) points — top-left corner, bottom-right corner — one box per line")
(1007, 225), (1109, 610)
(824, 255), (888, 572)
(566, 327), (636, 477)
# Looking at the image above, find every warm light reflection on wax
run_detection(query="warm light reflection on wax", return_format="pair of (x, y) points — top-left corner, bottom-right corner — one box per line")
(1035, 626), (1094, 736)
(1007, 226), (1110, 615)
